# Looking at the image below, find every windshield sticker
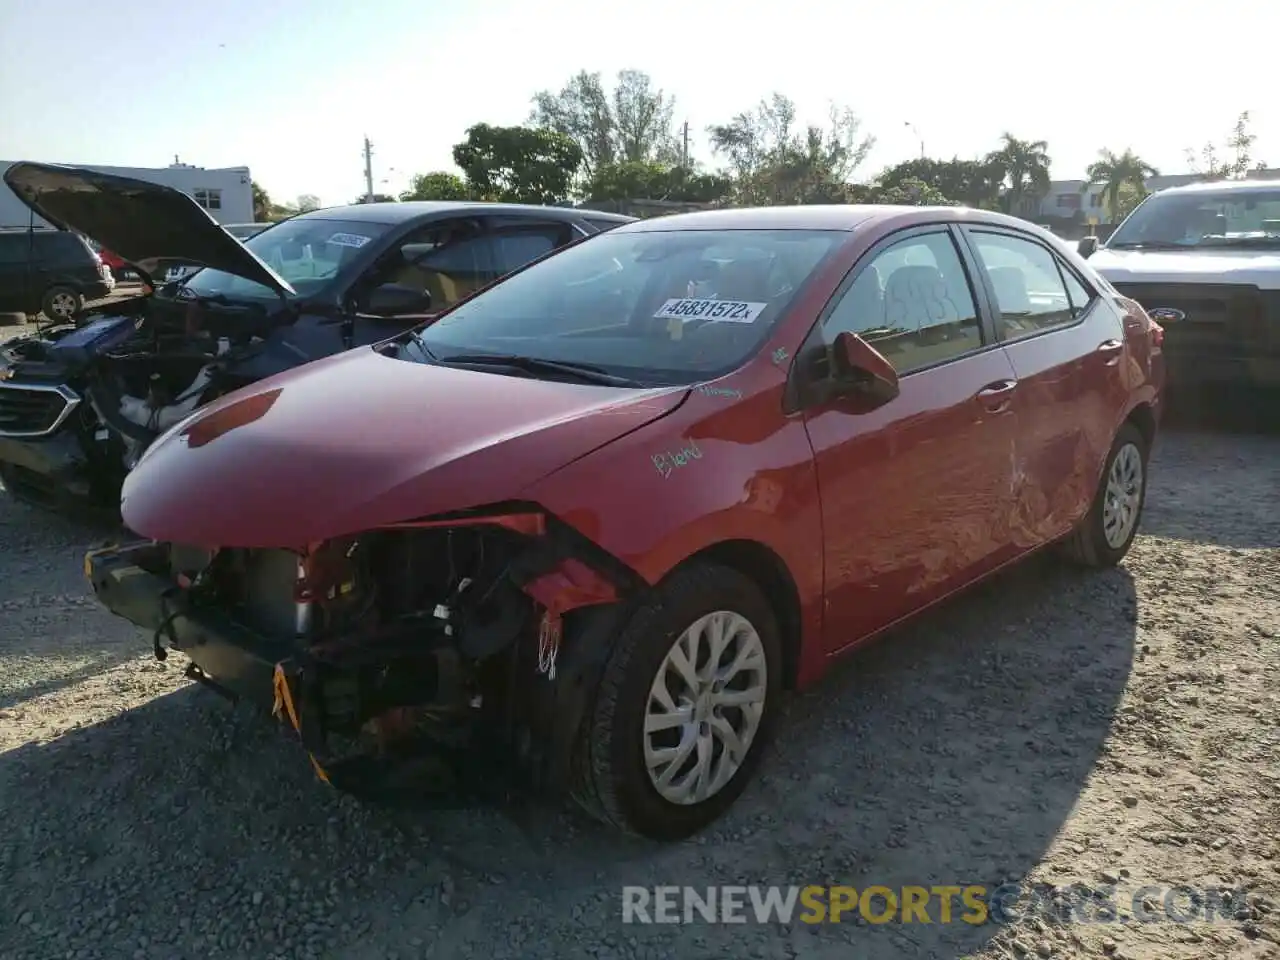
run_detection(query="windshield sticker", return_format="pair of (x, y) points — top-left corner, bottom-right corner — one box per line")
(651, 439), (704, 479)
(327, 233), (372, 249)
(695, 385), (743, 400)
(654, 298), (766, 323)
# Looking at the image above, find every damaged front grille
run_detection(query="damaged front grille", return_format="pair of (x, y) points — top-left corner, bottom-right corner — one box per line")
(0, 382), (80, 437)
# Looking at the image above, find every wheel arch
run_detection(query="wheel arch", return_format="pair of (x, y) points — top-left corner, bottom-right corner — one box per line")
(664, 538), (804, 691)
(1124, 401), (1157, 452)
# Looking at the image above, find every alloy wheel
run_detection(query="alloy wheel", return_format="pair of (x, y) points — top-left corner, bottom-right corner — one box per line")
(48, 291), (77, 319)
(642, 610), (768, 806)
(1102, 441), (1144, 549)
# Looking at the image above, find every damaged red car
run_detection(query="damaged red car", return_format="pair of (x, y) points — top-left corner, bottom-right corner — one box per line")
(87, 205), (1164, 840)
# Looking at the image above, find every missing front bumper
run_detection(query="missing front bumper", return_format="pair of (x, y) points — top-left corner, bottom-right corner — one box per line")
(84, 542), (523, 807)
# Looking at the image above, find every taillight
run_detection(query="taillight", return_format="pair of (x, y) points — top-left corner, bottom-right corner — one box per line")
(1149, 320), (1164, 348)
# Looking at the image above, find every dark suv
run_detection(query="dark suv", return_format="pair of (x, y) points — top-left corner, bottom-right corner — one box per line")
(0, 228), (115, 321)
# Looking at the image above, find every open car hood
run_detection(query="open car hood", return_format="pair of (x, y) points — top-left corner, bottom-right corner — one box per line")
(2, 161), (295, 296)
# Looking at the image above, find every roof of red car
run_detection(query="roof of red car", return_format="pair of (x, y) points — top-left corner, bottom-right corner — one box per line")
(618, 204), (1038, 234)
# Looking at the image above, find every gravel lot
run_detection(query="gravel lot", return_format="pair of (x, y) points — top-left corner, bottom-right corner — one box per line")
(0, 416), (1277, 960)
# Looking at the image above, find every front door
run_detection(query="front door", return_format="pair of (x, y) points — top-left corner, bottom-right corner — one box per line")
(960, 227), (1124, 546)
(801, 225), (1020, 653)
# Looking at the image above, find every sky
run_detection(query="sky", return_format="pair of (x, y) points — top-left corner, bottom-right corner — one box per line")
(1, 0), (1275, 208)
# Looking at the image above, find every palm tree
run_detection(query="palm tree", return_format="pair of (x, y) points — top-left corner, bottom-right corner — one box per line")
(985, 134), (1052, 215)
(1084, 149), (1159, 221)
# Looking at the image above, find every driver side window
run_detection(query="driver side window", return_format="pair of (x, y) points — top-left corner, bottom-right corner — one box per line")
(365, 218), (492, 314)
(823, 231), (984, 374)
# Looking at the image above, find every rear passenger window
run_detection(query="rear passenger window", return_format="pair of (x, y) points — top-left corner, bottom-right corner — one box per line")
(489, 226), (565, 275)
(1060, 266), (1093, 313)
(823, 231), (983, 374)
(968, 231), (1080, 340)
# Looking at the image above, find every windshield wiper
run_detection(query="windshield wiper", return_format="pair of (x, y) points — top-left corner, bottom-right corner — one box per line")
(439, 352), (641, 386)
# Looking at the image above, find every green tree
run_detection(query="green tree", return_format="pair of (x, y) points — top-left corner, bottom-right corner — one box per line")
(251, 180), (272, 221)
(876, 157), (1003, 209)
(295, 194), (321, 213)
(1186, 111), (1266, 181)
(985, 133), (1052, 214)
(530, 69), (678, 176)
(707, 93), (874, 205)
(353, 193), (397, 204)
(399, 171), (470, 201)
(585, 160), (732, 204)
(849, 176), (955, 206)
(452, 124), (583, 204)
(1084, 148), (1158, 221)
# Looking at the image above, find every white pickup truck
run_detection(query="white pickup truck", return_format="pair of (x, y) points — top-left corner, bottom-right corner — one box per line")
(1078, 178), (1280, 401)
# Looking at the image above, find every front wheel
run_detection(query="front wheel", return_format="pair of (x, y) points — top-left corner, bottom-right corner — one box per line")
(572, 562), (782, 840)
(1061, 422), (1150, 567)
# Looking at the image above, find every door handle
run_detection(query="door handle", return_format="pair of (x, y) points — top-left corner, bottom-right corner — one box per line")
(1096, 339), (1123, 366)
(976, 379), (1018, 413)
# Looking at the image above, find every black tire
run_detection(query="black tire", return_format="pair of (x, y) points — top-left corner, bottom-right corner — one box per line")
(571, 561), (783, 840)
(41, 285), (82, 322)
(1061, 422), (1149, 567)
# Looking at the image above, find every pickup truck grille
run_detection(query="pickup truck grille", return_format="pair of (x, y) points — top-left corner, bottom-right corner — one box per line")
(0, 382), (81, 437)
(1110, 282), (1279, 357)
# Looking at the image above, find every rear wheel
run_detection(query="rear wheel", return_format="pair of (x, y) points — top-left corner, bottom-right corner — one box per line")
(41, 286), (82, 322)
(1061, 422), (1149, 567)
(572, 562), (782, 840)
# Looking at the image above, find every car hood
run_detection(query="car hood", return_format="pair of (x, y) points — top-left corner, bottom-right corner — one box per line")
(1090, 246), (1280, 290)
(2, 161), (294, 296)
(121, 347), (688, 547)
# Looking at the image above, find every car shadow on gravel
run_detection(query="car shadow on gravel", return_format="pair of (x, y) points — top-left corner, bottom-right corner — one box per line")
(0, 551), (1136, 960)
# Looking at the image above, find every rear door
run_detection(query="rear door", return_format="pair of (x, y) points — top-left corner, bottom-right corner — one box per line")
(959, 226), (1126, 545)
(800, 225), (1021, 651)
(0, 233), (31, 313)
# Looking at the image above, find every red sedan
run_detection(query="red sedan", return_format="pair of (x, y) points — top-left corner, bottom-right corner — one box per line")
(87, 204), (1164, 840)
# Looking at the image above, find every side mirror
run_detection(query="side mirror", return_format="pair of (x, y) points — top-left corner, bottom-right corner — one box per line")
(830, 331), (900, 410)
(1077, 236), (1099, 259)
(363, 282), (433, 317)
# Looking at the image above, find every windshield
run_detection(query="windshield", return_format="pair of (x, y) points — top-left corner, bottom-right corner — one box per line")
(1108, 187), (1280, 249)
(181, 217), (391, 299)
(414, 228), (843, 383)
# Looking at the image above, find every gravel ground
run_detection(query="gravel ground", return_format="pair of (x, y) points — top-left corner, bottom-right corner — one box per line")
(0, 422), (1277, 960)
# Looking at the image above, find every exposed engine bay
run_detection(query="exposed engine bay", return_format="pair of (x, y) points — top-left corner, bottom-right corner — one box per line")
(0, 290), (343, 508)
(97, 511), (635, 804)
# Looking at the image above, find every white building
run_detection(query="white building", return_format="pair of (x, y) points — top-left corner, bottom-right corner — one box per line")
(0, 159), (253, 229)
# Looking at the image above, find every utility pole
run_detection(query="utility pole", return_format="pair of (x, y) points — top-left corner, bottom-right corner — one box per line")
(362, 136), (375, 202)
(903, 122), (925, 159)
(681, 121), (690, 170)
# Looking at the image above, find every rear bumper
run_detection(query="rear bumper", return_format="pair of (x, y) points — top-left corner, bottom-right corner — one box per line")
(83, 280), (113, 301)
